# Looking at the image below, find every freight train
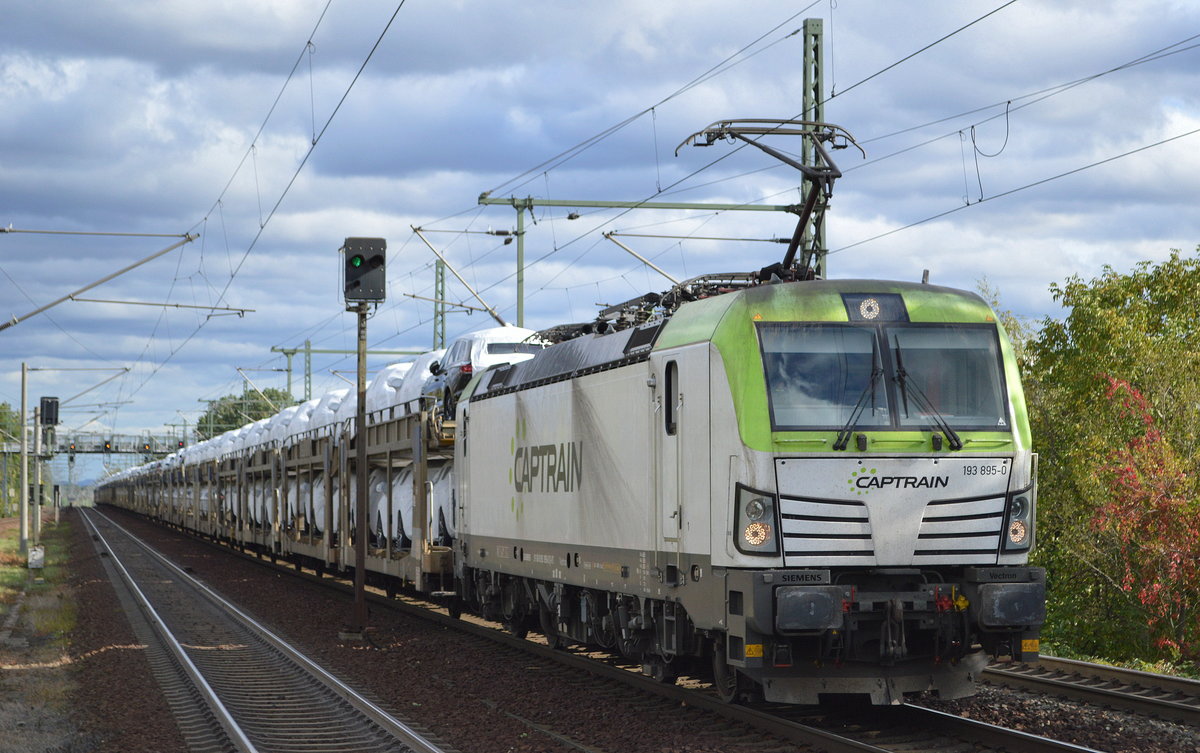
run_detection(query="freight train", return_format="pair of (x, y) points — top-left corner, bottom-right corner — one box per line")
(96, 120), (1044, 704)
(96, 272), (1044, 704)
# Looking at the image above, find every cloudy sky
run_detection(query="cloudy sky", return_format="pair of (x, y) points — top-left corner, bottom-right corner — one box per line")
(2, 0), (1199, 471)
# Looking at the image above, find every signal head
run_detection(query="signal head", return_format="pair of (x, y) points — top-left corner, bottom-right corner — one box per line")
(343, 237), (386, 302)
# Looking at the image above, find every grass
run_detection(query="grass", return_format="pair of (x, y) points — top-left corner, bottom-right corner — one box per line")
(0, 522), (27, 613)
(0, 514), (84, 751)
(0, 516), (76, 645)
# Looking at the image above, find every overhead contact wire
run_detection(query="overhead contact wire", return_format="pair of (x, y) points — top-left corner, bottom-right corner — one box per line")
(831, 125), (1200, 255)
(117, 2), (408, 418)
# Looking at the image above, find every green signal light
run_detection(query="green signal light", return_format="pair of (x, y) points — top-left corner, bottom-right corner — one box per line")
(350, 254), (365, 268)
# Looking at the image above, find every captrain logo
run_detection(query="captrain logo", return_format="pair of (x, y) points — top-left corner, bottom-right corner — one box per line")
(508, 418), (526, 520)
(848, 467), (949, 496)
(507, 418), (585, 519)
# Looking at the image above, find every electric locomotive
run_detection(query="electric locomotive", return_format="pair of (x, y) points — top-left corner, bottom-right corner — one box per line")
(456, 273), (1043, 704)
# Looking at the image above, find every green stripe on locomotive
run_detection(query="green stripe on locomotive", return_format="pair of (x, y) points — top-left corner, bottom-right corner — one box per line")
(653, 279), (1031, 453)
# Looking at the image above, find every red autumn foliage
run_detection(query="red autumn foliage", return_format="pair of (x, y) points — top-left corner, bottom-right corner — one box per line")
(1093, 375), (1199, 659)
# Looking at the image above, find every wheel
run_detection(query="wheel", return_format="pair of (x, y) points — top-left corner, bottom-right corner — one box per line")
(502, 583), (529, 639)
(539, 601), (565, 650)
(646, 658), (678, 684)
(503, 591), (529, 639)
(504, 615), (529, 639)
(712, 637), (743, 703)
(447, 579), (465, 620)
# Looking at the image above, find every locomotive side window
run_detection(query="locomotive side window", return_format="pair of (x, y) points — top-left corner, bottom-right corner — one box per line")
(888, 325), (1008, 430)
(665, 360), (678, 435)
(759, 324), (888, 431)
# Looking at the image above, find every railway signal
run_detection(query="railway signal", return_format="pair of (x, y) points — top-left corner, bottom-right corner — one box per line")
(39, 397), (59, 425)
(339, 235), (387, 635)
(343, 237), (386, 302)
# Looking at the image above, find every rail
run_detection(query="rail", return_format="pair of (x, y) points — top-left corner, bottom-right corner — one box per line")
(985, 656), (1200, 725)
(80, 507), (447, 753)
(129, 505), (1110, 753)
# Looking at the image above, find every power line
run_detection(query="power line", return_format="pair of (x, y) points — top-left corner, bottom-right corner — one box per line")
(483, 2), (822, 197)
(829, 0), (1020, 100)
(321, 1), (986, 345)
(211, 1), (409, 309)
(830, 125), (1200, 255)
(641, 31), (1200, 210)
(858, 34), (1200, 148)
(102, 2), (338, 427)
(109, 3), (410, 428)
(183, 5), (835, 384)
(66, 6), (1193, 432)
(473, 3), (1024, 292)
(196, 0), (336, 230)
(0, 264), (115, 362)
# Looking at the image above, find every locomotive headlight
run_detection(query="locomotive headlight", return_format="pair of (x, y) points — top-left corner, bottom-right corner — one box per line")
(745, 497), (767, 521)
(1003, 491), (1034, 551)
(1009, 496), (1027, 520)
(1008, 519), (1028, 545)
(744, 521), (771, 547)
(735, 485), (780, 556)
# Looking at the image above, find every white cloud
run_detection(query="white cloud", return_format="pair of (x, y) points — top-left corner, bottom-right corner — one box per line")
(3, 0), (1200, 439)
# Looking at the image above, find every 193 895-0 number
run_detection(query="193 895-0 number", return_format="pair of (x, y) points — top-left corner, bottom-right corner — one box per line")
(962, 463), (1007, 476)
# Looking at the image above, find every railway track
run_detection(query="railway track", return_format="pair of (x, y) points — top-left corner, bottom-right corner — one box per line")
(985, 655), (1200, 726)
(79, 508), (451, 753)
(476, 634), (1107, 752)
(103, 509), (1113, 753)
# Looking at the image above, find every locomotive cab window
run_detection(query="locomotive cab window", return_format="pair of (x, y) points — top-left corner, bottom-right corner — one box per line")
(888, 325), (1008, 430)
(759, 323), (889, 431)
(758, 321), (1009, 432)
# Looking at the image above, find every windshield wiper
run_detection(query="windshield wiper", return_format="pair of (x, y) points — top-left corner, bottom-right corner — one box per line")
(892, 343), (963, 451)
(834, 367), (883, 451)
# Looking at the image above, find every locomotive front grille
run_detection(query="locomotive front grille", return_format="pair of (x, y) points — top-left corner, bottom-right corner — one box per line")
(913, 495), (1005, 563)
(779, 495), (875, 565)
(774, 458), (1016, 567)
(777, 492), (1007, 566)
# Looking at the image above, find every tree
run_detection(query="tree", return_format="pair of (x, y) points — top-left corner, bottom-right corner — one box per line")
(195, 387), (295, 440)
(1095, 376), (1200, 659)
(0, 402), (20, 517)
(977, 277), (1034, 365)
(1026, 248), (1200, 660)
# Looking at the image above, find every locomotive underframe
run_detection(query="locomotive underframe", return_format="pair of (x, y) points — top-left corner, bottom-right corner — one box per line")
(723, 565), (1044, 703)
(456, 530), (1044, 704)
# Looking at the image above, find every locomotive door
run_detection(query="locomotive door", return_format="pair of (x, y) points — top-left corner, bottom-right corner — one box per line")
(652, 346), (710, 560)
(657, 356), (682, 546)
